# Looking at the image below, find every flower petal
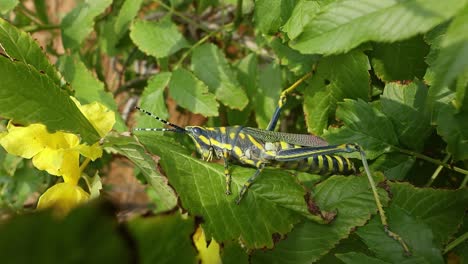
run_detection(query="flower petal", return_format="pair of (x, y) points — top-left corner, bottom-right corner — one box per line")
(72, 97), (115, 137)
(37, 182), (89, 217)
(75, 142), (103, 161)
(32, 148), (80, 184)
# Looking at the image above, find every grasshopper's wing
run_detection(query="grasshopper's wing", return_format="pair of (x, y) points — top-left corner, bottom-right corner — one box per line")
(241, 127), (329, 147)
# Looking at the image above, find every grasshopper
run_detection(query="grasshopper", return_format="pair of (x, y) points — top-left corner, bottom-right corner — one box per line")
(134, 73), (410, 255)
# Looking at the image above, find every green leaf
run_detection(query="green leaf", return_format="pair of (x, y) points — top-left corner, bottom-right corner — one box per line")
(227, 53), (258, 125)
(221, 241), (249, 264)
(138, 135), (323, 249)
(114, 0), (144, 39)
(369, 153), (415, 181)
(169, 68), (219, 117)
(431, 5), (468, 93)
(56, 55), (126, 131)
(0, 202), (133, 262)
(357, 182), (468, 262)
(191, 43), (248, 110)
(323, 99), (399, 160)
(370, 35), (430, 82)
(269, 37), (319, 75)
(290, 0), (468, 55)
(104, 135), (177, 213)
(436, 105), (468, 161)
(303, 50), (370, 135)
(0, 57), (100, 143)
(61, 0), (113, 50)
(0, 18), (61, 86)
(130, 17), (189, 58)
(255, 63), (283, 129)
(0, 0), (18, 14)
(136, 72), (171, 129)
(336, 252), (390, 264)
(380, 80), (432, 150)
(254, 0), (298, 34)
(282, 0), (321, 40)
(128, 213), (198, 264)
(251, 174), (389, 264)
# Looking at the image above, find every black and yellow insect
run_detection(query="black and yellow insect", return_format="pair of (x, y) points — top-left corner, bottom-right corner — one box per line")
(134, 73), (410, 255)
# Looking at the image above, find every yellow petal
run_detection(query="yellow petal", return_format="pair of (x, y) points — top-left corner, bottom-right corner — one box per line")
(72, 97), (115, 137)
(0, 123), (80, 159)
(37, 182), (89, 217)
(193, 226), (221, 264)
(75, 142), (103, 161)
(32, 148), (80, 184)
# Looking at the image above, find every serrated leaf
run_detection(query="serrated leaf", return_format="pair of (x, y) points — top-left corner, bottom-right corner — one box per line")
(431, 5), (468, 93)
(221, 241), (249, 264)
(61, 0), (113, 50)
(0, 18), (61, 86)
(191, 43), (248, 110)
(0, 57), (100, 143)
(303, 50), (370, 135)
(254, 0), (298, 34)
(370, 35), (430, 82)
(136, 72), (171, 129)
(282, 0), (321, 40)
(357, 182), (468, 262)
(56, 55), (126, 131)
(0, 202), (132, 262)
(251, 175), (389, 264)
(436, 105), (468, 161)
(130, 17), (189, 58)
(128, 213), (198, 264)
(137, 135), (326, 249)
(290, 0), (468, 55)
(169, 68), (219, 117)
(114, 0), (144, 39)
(380, 80), (432, 150)
(103, 135), (177, 212)
(255, 63), (283, 129)
(323, 99), (399, 160)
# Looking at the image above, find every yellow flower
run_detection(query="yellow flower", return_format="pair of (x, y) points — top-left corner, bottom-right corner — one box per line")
(37, 182), (90, 217)
(0, 123), (101, 184)
(0, 98), (115, 215)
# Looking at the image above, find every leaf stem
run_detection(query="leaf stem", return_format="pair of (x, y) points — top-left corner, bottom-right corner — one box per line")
(394, 147), (468, 175)
(443, 231), (468, 254)
(21, 24), (61, 33)
(425, 154), (451, 187)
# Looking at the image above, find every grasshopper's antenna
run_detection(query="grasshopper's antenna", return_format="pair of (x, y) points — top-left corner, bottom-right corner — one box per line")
(134, 106), (186, 133)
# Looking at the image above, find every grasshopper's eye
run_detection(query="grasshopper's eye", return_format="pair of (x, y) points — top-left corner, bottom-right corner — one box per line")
(192, 127), (202, 134)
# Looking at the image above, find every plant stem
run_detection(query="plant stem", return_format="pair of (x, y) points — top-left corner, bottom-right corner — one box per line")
(174, 23), (233, 69)
(395, 147), (468, 175)
(443, 231), (468, 254)
(79, 158), (91, 174)
(22, 24), (60, 33)
(425, 154), (451, 187)
(155, 0), (209, 32)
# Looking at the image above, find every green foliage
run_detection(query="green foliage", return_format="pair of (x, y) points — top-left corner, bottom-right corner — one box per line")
(1, 1), (468, 263)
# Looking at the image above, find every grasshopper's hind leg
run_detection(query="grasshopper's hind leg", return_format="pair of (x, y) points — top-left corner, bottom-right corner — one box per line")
(236, 163), (265, 204)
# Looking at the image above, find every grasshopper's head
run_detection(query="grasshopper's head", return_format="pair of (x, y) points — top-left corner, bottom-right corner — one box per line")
(185, 126), (215, 161)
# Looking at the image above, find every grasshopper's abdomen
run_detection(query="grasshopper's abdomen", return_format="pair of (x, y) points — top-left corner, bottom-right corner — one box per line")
(277, 155), (355, 175)
(268, 142), (356, 175)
